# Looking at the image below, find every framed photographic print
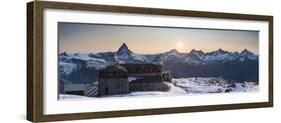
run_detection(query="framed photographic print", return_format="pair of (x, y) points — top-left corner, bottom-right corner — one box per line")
(27, 0), (273, 122)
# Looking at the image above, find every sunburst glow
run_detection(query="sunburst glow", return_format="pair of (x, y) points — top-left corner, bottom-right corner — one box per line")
(176, 41), (185, 51)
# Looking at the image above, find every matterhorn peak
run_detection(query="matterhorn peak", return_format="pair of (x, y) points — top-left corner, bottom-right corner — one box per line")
(117, 42), (133, 55)
(121, 43), (128, 49)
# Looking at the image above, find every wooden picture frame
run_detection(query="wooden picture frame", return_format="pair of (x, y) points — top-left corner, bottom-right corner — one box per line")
(27, 1), (273, 122)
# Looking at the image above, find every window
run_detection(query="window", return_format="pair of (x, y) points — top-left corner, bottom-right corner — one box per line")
(105, 87), (109, 95)
(116, 83), (120, 88)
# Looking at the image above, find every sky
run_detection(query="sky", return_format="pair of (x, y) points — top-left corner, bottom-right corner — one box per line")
(58, 22), (259, 54)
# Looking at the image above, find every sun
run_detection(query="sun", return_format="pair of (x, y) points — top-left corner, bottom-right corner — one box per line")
(176, 41), (184, 51)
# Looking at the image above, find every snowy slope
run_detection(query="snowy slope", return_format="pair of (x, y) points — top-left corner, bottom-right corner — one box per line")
(172, 77), (258, 94)
(59, 77), (258, 100)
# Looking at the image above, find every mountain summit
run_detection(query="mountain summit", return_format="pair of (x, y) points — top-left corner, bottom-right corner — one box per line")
(239, 49), (257, 60)
(189, 49), (205, 56)
(211, 48), (229, 55)
(117, 43), (133, 55)
(115, 43), (149, 63)
(241, 49), (254, 56)
(166, 49), (179, 55)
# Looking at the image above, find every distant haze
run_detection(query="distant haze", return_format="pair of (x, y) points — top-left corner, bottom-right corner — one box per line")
(58, 22), (259, 54)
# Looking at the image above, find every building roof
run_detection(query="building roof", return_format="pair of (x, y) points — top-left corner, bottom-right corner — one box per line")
(100, 64), (127, 73)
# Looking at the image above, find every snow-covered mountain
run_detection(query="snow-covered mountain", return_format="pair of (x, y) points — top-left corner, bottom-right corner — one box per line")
(238, 49), (258, 61)
(59, 43), (259, 83)
(60, 43), (258, 67)
(154, 48), (257, 65)
(116, 43), (151, 64)
(117, 43), (133, 55)
(184, 48), (258, 64)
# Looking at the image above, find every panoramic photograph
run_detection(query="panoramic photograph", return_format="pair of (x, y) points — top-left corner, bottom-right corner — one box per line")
(58, 22), (259, 100)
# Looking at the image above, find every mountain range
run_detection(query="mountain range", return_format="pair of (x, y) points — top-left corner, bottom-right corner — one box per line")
(59, 43), (259, 84)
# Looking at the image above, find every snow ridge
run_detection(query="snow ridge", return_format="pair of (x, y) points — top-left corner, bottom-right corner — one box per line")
(59, 43), (258, 75)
